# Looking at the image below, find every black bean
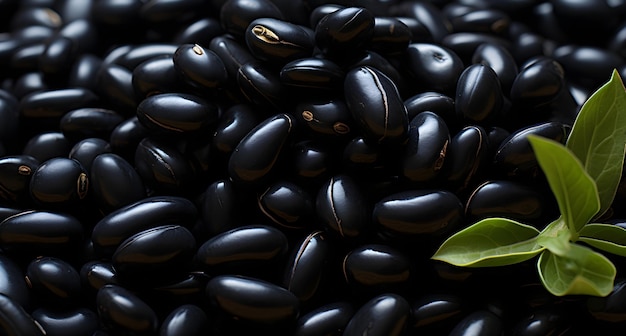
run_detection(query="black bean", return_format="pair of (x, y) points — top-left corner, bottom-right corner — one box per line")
(29, 157), (88, 208)
(139, 0), (205, 24)
(509, 308), (570, 336)
(114, 43), (178, 70)
(314, 7), (375, 59)
(150, 272), (210, 307)
(132, 55), (184, 99)
(295, 98), (352, 139)
(60, 108), (125, 142)
(96, 63), (138, 113)
(31, 307), (99, 336)
(404, 43), (464, 95)
(342, 244), (412, 290)
(219, 0), (284, 38)
(412, 293), (465, 332)
(173, 43), (228, 90)
(10, 43), (45, 72)
(209, 35), (256, 81)
(308, 4), (344, 29)
(228, 113), (294, 184)
(441, 32), (512, 65)
(403, 111), (450, 183)
(449, 8), (511, 35)
(19, 88), (98, 119)
(112, 225), (196, 283)
(282, 230), (333, 302)
(22, 132), (72, 162)
(370, 17), (412, 56)
(0, 210), (83, 257)
(295, 301), (354, 336)
(472, 43), (518, 95)
(205, 274), (299, 326)
(466, 180), (546, 223)
(159, 304), (210, 336)
(587, 279), (626, 323)
(25, 256), (82, 305)
(80, 261), (119, 292)
(197, 179), (238, 237)
(134, 137), (196, 193)
(316, 174), (369, 239)
(390, 2), (450, 42)
(237, 61), (287, 110)
(373, 189), (464, 238)
(68, 54), (102, 92)
(96, 284), (159, 335)
(91, 196), (197, 256)
(258, 180), (314, 229)
(0, 155), (39, 204)
(449, 310), (502, 336)
(350, 51), (406, 94)
(173, 17), (223, 46)
(456, 63), (504, 124)
(195, 224), (288, 274)
(0, 254), (30, 308)
(12, 72), (47, 99)
(10, 7), (62, 30)
(58, 19), (98, 55)
(344, 66), (408, 145)
(509, 57), (565, 108)
(343, 293), (411, 336)
(39, 36), (77, 83)
(53, 0), (94, 22)
(443, 125), (489, 192)
(553, 45), (624, 90)
(404, 92), (457, 128)
(136, 93), (219, 135)
(280, 57), (345, 91)
(290, 141), (334, 184)
(90, 153), (145, 213)
(68, 138), (112, 173)
(342, 136), (383, 173)
(245, 18), (314, 64)
(91, 0), (142, 28)
(212, 104), (262, 155)
(0, 293), (46, 336)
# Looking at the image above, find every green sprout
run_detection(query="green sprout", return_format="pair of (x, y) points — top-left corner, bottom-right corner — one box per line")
(432, 69), (626, 297)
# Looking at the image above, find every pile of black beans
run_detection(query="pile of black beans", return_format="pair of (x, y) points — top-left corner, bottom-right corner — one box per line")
(1, 0), (626, 335)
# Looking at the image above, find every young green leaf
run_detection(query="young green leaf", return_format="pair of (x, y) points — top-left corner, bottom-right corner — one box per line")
(538, 218), (572, 256)
(432, 218), (544, 267)
(579, 223), (626, 257)
(528, 135), (600, 236)
(537, 243), (616, 297)
(566, 69), (626, 218)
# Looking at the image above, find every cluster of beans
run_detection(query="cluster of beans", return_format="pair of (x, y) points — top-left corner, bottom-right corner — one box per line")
(1, 0), (626, 335)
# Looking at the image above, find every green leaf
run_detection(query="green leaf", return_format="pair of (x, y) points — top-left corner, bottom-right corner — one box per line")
(579, 223), (626, 257)
(537, 244), (616, 297)
(432, 218), (544, 267)
(538, 218), (571, 256)
(566, 69), (626, 218)
(528, 135), (600, 236)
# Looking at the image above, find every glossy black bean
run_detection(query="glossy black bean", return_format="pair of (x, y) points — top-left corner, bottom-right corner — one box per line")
(22, 132), (72, 162)
(10, 7), (62, 30)
(0, 155), (39, 204)
(60, 108), (125, 142)
(443, 34), (512, 67)
(219, 0), (284, 38)
(283, 231), (332, 302)
(374, 189), (464, 237)
(404, 43), (464, 95)
(350, 51), (406, 94)
(588, 279), (626, 322)
(19, 88), (98, 119)
(97, 284), (159, 335)
(449, 310), (502, 336)
(198, 179), (238, 237)
(237, 61), (286, 109)
(0, 210), (83, 256)
(68, 138), (112, 173)
(404, 92), (456, 128)
(109, 116), (150, 160)
(112, 225), (196, 281)
(150, 272), (210, 306)
(160, 304), (209, 336)
(0, 293), (46, 335)
(308, 4), (344, 29)
(10, 43), (45, 72)
(449, 8), (510, 35)
(343, 244), (411, 290)
(228, 113), (293, 184)
(137, 93), (219, 135)
(132, 56), (183, 99)
(316, 174), (369, 238)
(295, 301), (354, 336)
(390, 2), (449, 42)
(509, 57), (565, 108)
(509, 308), (570, 336)
(39, 35), (77, 82)
(342, 136), (383, 173)
(280, 57), (344, 91)
(344, 66), (408, 145)
(370, 17), (412, 56)
(486, 126), (510, 157)
(343, 293), (411, 336)
(510, 31), (546, 65)
(58, 19), (98, 55)
(134, 137), (196, 193)
(173, 43), (228, 90)
(80, 261), (119, 292)
(12, 72), (47, 99)
(295, 98), (352, 138)
(553, 45), (624, 90)
(209, 35), (256, 80)
(412, 294), (464, 332)
(444, 126), (489, 191)
(96, 63), (138, 113)
(456, 63), (504, 123)
(31, 307), (99, 336)
(0, 254), (30, 308)
(68, 54), (102, 92)
(290, 141), (333, 183)
(493, 121), (567, 178)
(114, 44), (178, 70)
(54, 0), (94, 22)
(91, 0), (142, 27)
(25, 256), (81, 304)
(212, 104), (261, 155)
(139, 0), (204, 24)
(245, 18), (314, 64)
(205, 275), (299, 325)
(403, 112), (450, 183)
(90, 153), (145, 213)
(173, 17), (223, 46)
(91, 196), (197, 256)
(29, 157), (88, 208)
(466, 180), (545, 222)
(552, 0), (625, 38)
(195, 224), (287, 272)
(314, 7), (374, 59)
(472, 43), (518, 95)
(258, 180), (314, 229)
